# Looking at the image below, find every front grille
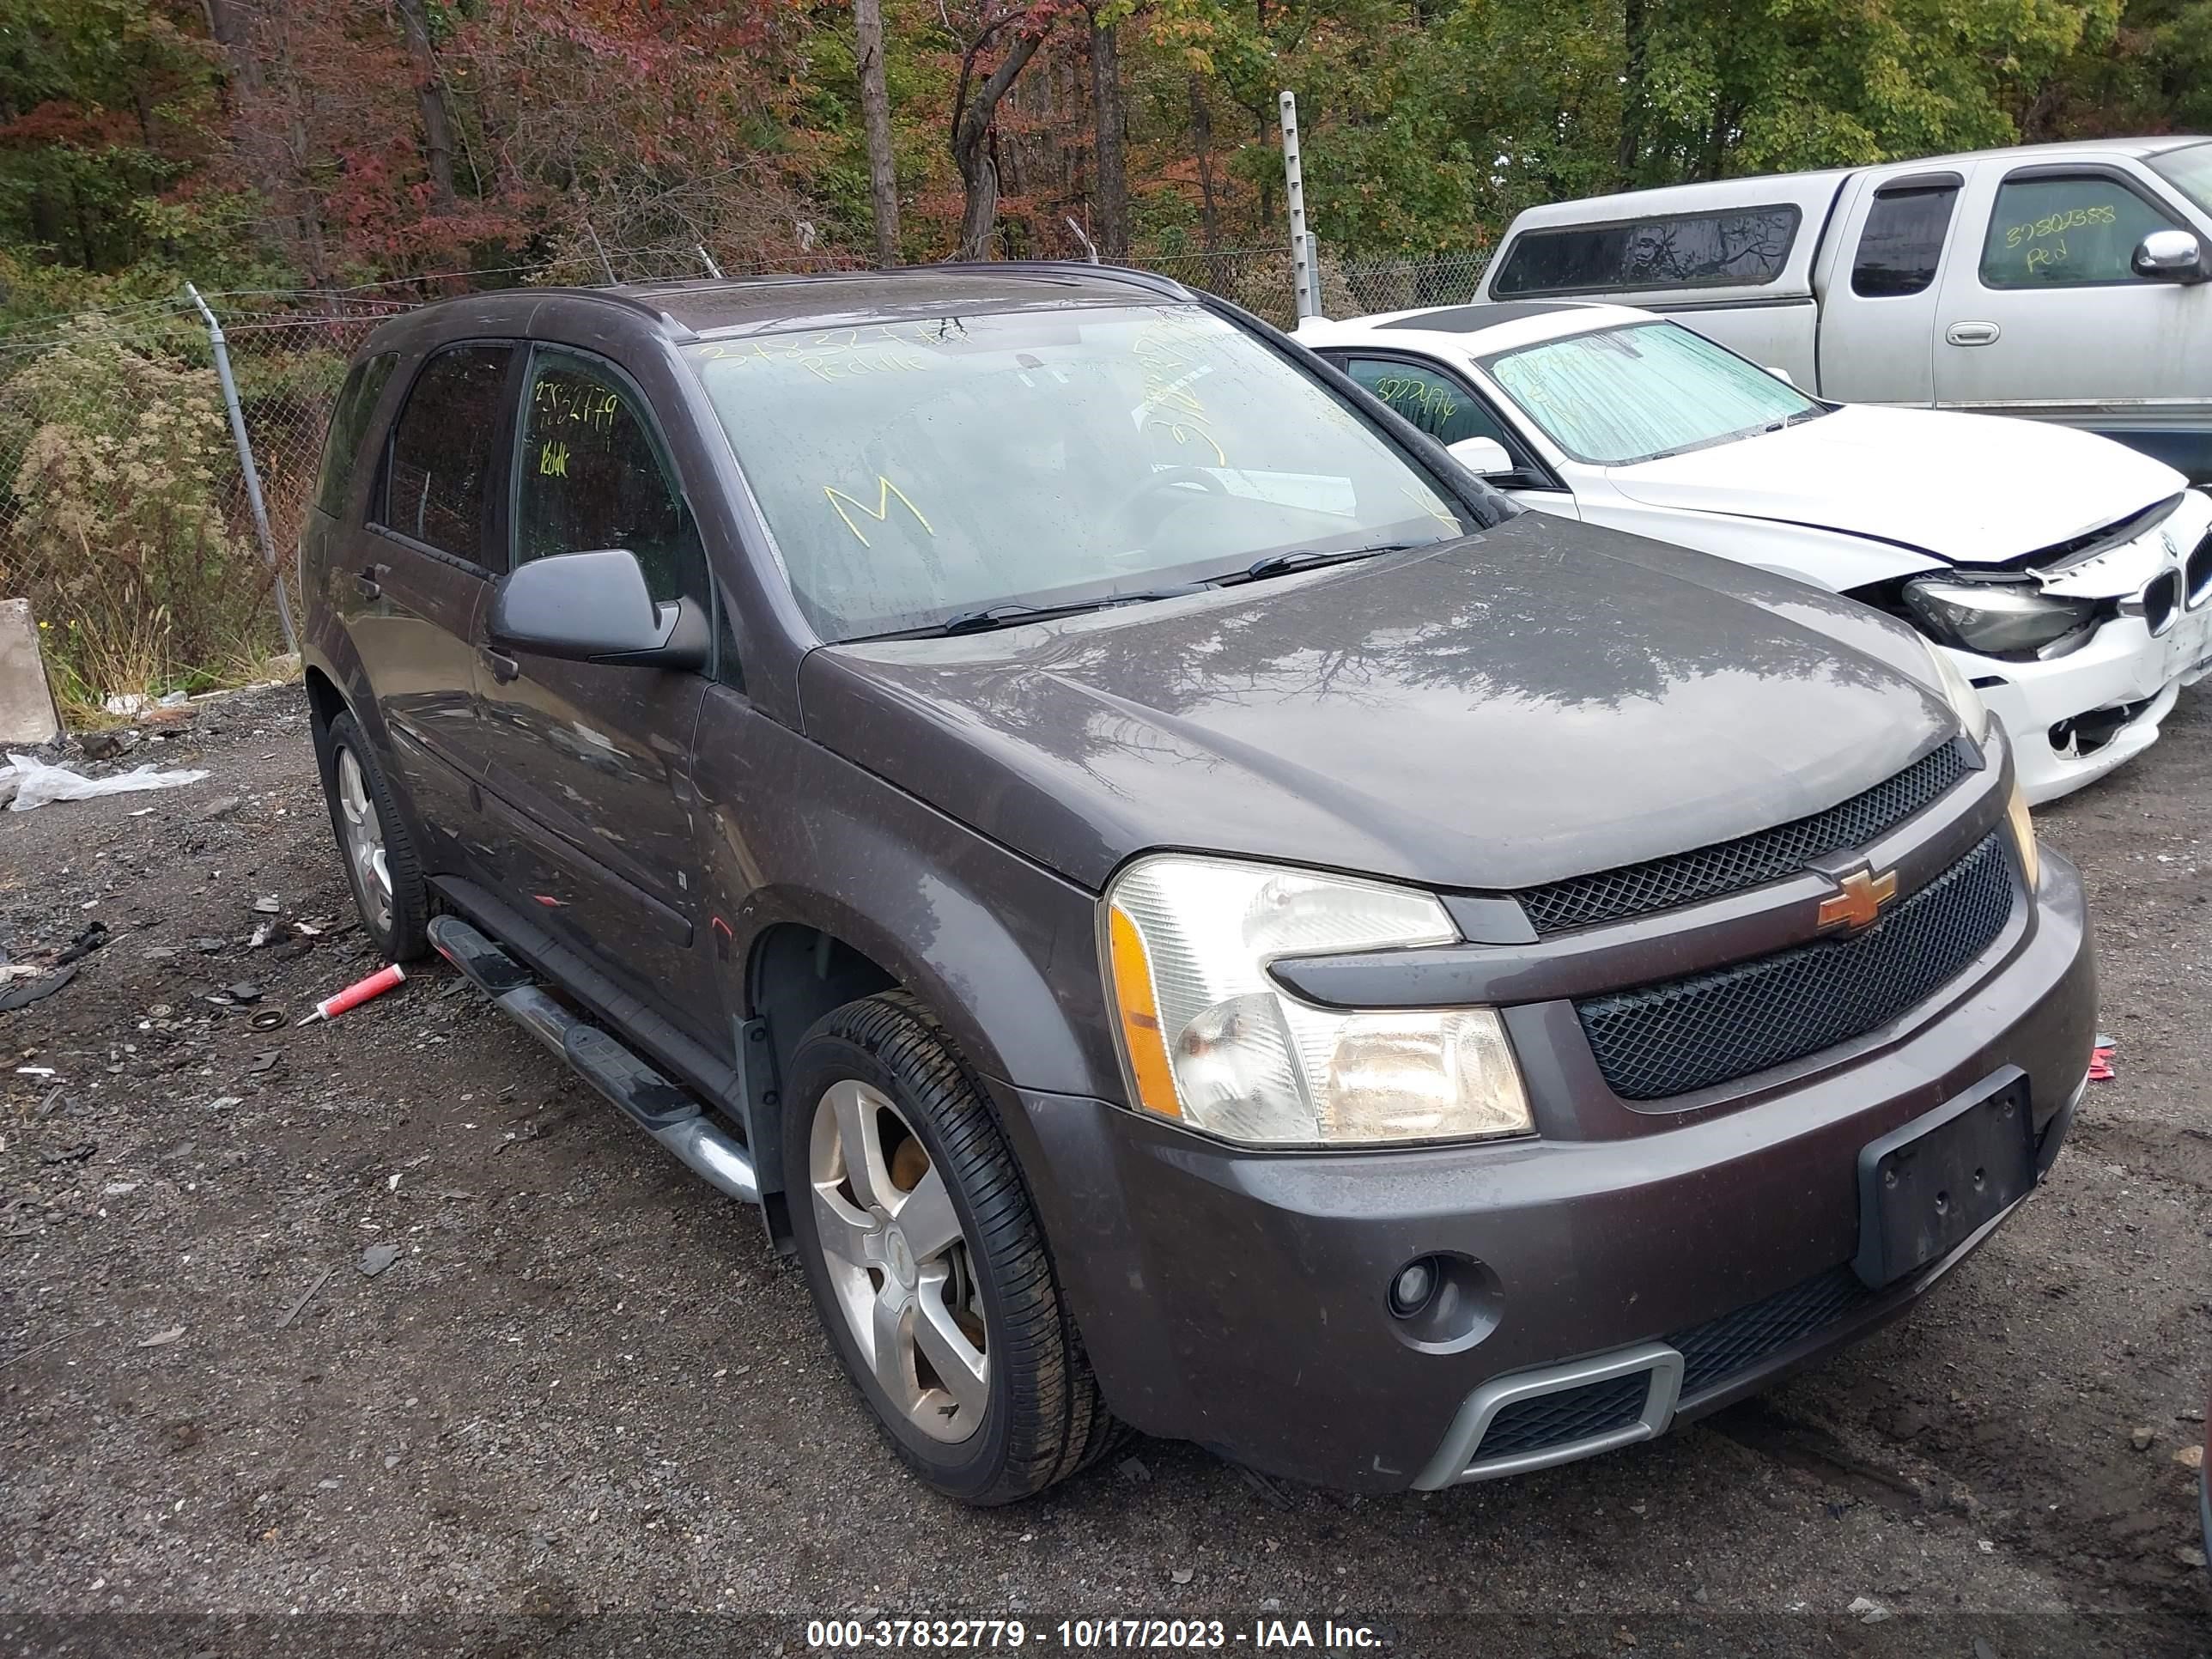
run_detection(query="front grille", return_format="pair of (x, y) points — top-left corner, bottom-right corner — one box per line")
(1669, 1265), (1876, 1398)
(1476, 1372), (1651, 1462)
(1516, 742), (1970, 935)
(1576, 830), (2014, 1100)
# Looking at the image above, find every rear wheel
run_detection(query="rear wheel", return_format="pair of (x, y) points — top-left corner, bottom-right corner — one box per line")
(784, 991), (1119, 1504)
(317, 709), (429, 963)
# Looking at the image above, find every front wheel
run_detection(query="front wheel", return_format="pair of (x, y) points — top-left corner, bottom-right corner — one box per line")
(784, 991), (1119, 1504)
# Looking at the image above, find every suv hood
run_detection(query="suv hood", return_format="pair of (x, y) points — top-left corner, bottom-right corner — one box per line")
(1608, 404), (2187, 565)
(799, 514), (1955, 894)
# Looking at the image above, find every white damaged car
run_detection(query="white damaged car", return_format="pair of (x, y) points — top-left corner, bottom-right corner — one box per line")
(1297, 301), (2212, 802)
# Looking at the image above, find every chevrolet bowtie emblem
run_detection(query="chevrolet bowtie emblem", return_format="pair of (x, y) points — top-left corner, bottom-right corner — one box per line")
(1817, 866), (1899, 933)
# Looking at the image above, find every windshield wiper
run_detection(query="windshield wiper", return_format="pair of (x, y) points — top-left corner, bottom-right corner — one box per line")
(1228, 542), (1425, 585)
(922, 584), (1212, 636)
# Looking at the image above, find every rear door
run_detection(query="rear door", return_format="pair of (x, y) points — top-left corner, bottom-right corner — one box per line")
(348, 343), (517, 842)
(1816, 171), (1962, 404)
(472, 342), (717, 1044)
(1933, 160), (2212, 444)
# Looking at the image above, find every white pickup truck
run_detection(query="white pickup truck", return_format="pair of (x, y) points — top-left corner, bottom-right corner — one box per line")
(1475, 137), (2212, 482)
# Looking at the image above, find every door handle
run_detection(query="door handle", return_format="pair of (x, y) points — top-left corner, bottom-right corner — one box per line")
(479, 646), (521, 684)
(1945, 321), (2002, 347)
(354, 562), (389, 599)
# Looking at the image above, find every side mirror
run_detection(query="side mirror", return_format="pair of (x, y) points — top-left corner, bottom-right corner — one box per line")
(1447, 435), (1516, 477)
(1764, 365), (1796, 387)
(2132, 229), (2209, 283)
(489, 549), (708, 672)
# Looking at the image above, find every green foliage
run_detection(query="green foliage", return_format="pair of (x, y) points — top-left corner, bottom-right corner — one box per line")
(0, 316), (274, 689)
(0, 0), (2200, 299)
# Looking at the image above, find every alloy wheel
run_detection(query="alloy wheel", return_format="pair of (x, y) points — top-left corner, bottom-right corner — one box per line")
(808, 1079), (989, 1443)
(334, 745), (393, 938)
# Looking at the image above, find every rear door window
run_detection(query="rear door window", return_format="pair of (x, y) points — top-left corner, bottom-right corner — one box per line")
(1492, 206), (1800, 296)
(512, 346), (708, 607)
(1978, 173), (2183, 289)
(1850, 183), (1960, 297)
(313, 352), (397, 519)
(380, 344), (514, 563)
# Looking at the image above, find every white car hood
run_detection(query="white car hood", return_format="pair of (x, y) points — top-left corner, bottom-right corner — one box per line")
(1607, 404), (2188, 565)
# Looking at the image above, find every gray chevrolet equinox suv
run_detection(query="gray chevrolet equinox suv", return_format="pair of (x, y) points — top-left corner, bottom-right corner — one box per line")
(301, 264), (2094, 1504)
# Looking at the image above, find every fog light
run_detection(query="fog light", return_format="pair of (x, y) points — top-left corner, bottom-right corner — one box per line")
(1389, 1258), (1439, 1318)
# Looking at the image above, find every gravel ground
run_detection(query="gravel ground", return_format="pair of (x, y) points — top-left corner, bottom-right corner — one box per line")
(1, 684), (2207, 1656)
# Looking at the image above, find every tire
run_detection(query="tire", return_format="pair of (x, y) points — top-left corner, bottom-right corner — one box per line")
(783, 990), (1120, 1504)
(316, 708), (431, 963)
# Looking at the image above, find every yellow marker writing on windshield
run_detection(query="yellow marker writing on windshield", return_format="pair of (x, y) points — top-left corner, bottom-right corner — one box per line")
(825, 477), (934, 547)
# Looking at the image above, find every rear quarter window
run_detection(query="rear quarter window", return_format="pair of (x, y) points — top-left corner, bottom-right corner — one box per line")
(313, 352), (397, 519)
(1850, 183), (1960, 298)
(1492, 205), (1801, 297)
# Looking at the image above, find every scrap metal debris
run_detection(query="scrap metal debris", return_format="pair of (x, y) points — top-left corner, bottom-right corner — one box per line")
(276, 1266), (338, 1331)
(359, 1243), (402, 1279)
(0, 965), (76, 1013)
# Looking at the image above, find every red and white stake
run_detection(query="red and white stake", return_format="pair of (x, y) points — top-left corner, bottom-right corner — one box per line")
(297, 962), (407, 1025)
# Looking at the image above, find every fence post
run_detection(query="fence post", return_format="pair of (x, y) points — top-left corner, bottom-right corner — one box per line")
(1279, 90), (1315, 321)
(1304, 231), (1324, 319)
(185, 283), (298, 658)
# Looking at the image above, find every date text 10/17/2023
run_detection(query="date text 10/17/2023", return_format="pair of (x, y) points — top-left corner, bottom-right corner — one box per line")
(805, 1618), (1387, 1650)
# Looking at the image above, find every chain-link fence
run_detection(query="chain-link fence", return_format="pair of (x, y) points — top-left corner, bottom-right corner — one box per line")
(0, 242), (1492, 716)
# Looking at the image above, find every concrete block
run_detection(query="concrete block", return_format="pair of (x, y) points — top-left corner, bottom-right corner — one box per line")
(0, 598), (62, 746)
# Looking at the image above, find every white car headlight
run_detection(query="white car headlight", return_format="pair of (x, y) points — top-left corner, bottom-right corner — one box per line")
(1918, 635), (1990, 745)
(1101, 854), (1533, 1146)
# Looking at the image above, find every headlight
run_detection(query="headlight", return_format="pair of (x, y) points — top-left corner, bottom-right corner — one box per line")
(1916, 635), (1991, 745)
(2006, 774), (2039, 889)
(1902, 574), (2097, 660)
(1102, 855), (1533, 1146)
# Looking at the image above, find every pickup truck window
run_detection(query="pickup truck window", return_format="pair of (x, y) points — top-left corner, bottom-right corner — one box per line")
(682, 306), (1478, 642)
(2149, 142), (2212, 217)
(1978, 174), (2182, 289)
(1480, 321), (1818, 466)
(1492, 206), (1799, 296)
(1850, 185), (1959, 298)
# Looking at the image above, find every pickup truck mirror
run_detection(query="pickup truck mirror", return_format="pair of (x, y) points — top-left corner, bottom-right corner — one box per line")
(489, 548), (708, 672)
(2132, 229), (2209, 283)
(1447, 435), (1516, 477)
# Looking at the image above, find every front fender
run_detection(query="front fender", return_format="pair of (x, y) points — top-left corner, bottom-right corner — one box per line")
(692, 691), (1124, 1105)
(1586, 500), (1947, 592)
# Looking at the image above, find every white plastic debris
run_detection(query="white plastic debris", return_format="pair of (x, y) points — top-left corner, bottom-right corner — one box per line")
(2, 752), (208, 812)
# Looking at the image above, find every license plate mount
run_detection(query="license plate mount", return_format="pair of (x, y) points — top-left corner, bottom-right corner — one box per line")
(1853, 1067), (2035, 1289)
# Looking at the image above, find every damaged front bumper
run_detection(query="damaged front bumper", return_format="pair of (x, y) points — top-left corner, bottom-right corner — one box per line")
(1961, 489), (2212, 804)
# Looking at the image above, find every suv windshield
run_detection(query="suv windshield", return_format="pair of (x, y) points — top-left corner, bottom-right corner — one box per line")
(684, 303), (1480, 640)
(2150, 141), (2212, 218)
(1479, 320), (1821, 466)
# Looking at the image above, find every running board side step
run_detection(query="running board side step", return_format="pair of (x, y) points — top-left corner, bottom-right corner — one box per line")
(428, 915), (759, 1205)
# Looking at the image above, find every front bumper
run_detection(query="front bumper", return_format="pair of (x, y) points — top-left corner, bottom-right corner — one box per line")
(1961, 488), (2212, 804)
(1966, 616), (2203, 805)
(995, 850), (2094, 1492)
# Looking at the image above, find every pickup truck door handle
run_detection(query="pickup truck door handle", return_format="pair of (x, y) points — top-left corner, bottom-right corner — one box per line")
(479, 646), (521, 684)
(354, 562), (389, 599)
(1945, 321), (2002, 347)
